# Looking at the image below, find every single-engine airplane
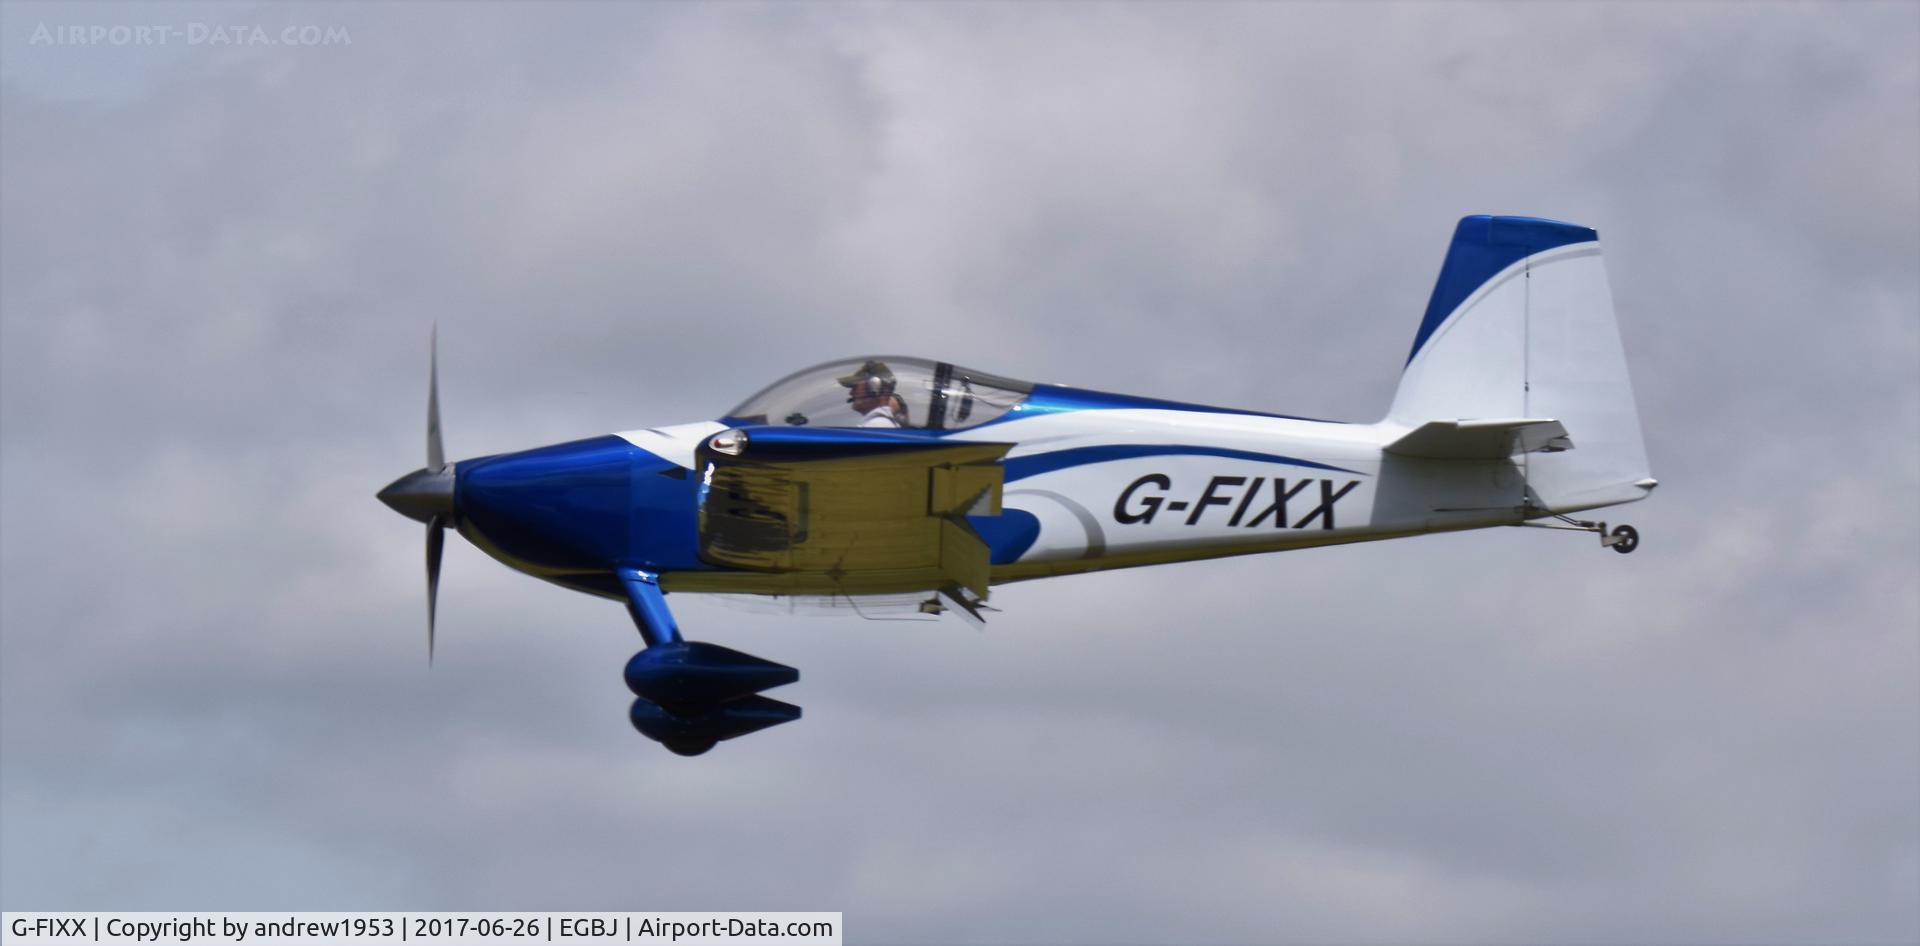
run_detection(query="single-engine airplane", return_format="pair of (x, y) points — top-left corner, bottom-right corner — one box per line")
(379, 215), (1655, 755)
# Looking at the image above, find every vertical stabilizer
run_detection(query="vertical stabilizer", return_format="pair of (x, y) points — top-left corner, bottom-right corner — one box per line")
(1388, 216), (1653, 514)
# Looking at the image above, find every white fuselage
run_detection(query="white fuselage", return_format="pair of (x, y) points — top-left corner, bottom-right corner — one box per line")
(616, 408), (1549, 587)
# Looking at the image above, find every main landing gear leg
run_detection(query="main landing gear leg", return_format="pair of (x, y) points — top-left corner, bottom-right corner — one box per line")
(617, 568), (681, 647)
(614, 567), (800, 757)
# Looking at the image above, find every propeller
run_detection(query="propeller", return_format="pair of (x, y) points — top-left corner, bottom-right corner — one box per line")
(427, 325), (444, 473)
(426, 513), (444, 663)
(425, 326), (444, 664)
(377, 327), (457, 664)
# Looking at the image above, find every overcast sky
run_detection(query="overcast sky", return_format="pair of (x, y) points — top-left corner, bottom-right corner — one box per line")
(2, 2), (1916, 943)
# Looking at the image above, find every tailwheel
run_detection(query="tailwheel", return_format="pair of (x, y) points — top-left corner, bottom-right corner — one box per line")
(1608, 524), (1639, 554)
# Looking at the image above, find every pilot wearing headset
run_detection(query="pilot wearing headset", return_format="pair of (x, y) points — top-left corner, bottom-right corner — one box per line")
(837, 360), (909, 428)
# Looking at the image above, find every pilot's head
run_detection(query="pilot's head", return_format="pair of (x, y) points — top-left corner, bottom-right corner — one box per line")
(837, 360), (896, 414)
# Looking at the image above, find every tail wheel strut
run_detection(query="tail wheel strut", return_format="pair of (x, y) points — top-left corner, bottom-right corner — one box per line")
(1517, 515), (1642, 554)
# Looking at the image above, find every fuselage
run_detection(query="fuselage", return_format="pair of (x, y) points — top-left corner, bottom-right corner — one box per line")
(422, 218), (1661, 605)
(447, 382), (1567, 602)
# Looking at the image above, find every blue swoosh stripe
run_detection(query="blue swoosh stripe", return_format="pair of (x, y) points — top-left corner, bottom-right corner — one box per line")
(1407, 215), (1597, 366)
(1003, 445), (1359, 482)
(1010, 385), (1340, 423)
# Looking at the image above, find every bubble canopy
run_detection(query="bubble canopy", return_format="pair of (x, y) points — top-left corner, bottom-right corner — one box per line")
(726, 356), (1034, 431)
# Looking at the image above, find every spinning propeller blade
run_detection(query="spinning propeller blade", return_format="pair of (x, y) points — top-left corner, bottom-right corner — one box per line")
(426, 515), (444, 664)
(426, 327), (444, 665)
(428, 325), (445, 473)
(378, 328), (458, 665)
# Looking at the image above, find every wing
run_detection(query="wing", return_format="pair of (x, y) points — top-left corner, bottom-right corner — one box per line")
(692, 426), (1010, 598)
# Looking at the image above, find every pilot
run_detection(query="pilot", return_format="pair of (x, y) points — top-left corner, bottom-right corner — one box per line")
(837, 360), (909, 428)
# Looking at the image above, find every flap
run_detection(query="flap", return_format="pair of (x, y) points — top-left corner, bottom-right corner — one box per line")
(1386, 418), (1572, 459)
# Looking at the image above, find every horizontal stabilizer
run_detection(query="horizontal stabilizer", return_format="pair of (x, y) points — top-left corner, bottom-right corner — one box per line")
(1386, 418), (1571, 460)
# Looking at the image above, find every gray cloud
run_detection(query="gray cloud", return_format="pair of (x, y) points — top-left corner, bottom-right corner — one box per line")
(2, 2), (1915, 943)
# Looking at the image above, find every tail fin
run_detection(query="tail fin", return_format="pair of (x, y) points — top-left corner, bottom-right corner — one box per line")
(1388, 215), (1654, 514)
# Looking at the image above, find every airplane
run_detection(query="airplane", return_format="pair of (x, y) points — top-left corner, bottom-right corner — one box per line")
(378, 214), (1655, 756)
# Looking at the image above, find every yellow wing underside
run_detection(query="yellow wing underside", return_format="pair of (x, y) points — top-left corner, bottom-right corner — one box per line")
(670, 441), (1007, 598)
